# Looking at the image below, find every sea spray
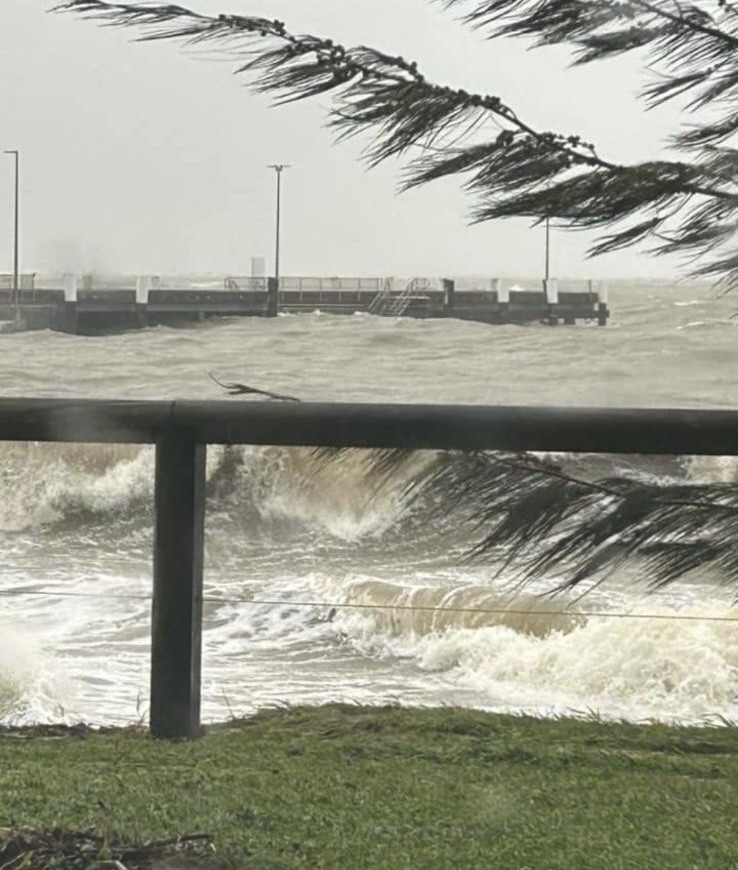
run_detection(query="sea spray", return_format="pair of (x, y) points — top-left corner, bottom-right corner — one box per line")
(0, 442), (154, 530)
(0, 442), (252, 531)
(0, 625), (70, 724)
(208, 445), (435, 540)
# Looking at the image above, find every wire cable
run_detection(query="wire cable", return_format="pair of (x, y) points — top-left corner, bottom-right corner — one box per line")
(0, 587), (736, 623)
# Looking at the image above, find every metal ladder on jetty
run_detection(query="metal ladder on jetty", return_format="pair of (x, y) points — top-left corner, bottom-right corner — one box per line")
(368, 277), (430, 317)
(367, 277), (394, 314)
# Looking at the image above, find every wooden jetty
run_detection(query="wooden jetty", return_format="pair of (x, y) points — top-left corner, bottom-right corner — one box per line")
(0, 274), (608, 335)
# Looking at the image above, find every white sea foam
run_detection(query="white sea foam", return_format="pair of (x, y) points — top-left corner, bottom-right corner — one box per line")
(324, 578), (738, 723)
(408, 605), (738, 723)
(0, 442), (240, 530)
(685, 454), (738, 484)
(0, 626), (70, 724)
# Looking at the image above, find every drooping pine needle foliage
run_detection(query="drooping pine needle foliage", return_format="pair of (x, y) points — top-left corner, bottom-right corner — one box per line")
(421, 450), (738, 593)
(340, 447), (738, 594)
(56, 0), (738, 286)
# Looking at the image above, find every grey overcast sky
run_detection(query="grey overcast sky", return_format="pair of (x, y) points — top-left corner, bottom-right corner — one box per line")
(2, 0), (688, 278)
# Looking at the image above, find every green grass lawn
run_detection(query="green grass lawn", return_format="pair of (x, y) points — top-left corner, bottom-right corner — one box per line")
(1, 704), (737, 869)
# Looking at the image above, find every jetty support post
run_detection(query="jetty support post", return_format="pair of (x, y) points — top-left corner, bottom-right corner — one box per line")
(63, 273), (78, 303)
(597, 282), (609, 327)
(543, 278), (559, 325)
(442, 278), (455, 313)
(266, 276), (280, 317)
(136, 276), (151, 329)
(151, 428), (206, 739)
(52, 273), (79, 334)
(492, 278), (509, 322)
(562, 281), (576, 325)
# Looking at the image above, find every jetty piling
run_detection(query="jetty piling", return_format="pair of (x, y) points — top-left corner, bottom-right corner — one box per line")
(597, 282), (609, 327)
(63, 273), (77, 302)
(494, 279), (510, 322)
(266, 276), (280, 317)
(442, 278), (455, 313)
(544, 278), (559, 325)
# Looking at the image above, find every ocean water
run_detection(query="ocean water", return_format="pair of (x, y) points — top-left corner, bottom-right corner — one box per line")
(1, 277), (737, 727)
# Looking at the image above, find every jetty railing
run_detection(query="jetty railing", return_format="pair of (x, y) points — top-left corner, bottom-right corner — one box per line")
(2, 397), (738, 739)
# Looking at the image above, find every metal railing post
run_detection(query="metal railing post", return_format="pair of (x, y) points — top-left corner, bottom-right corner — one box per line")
(151, 429), (206, 739)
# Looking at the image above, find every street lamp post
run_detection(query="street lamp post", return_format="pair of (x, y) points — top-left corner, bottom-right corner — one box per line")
(544, 214), (550, 284)
(4, 150), (19, 313)
(268, 164), (290, 284)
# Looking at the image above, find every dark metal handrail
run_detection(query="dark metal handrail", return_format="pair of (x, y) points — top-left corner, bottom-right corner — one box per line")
(1, 398), (737, 454)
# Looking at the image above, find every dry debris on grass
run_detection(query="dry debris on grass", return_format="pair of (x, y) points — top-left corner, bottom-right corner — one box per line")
(0, 828), (214, 869)
(0, 724), (147, 741)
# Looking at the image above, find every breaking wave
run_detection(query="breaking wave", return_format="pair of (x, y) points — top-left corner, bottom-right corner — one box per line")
(317, 577), (585, 639)
(0, 443), (154, 530)
(2, 440), (730, 535)
(316, 577), (738, 722)
(407, 602), (738, 723)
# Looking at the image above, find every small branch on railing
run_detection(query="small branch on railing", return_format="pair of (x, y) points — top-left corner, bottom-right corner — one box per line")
(208, 372), (300, 402)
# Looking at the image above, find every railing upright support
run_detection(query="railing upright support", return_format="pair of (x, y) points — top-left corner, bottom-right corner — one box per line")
(151, 429), (206, 739)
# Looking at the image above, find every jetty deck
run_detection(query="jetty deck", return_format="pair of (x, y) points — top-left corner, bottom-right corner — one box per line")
(0, 275), (608, 334)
